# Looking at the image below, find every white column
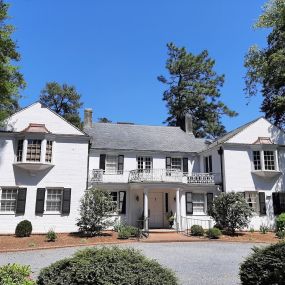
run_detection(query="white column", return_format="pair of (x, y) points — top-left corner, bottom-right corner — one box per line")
(176, 188), (181, 231)
(274, 150), (279, 171)
(40, 139), (47, 163)
(260, 150), (265, 170)
(22, 139), (28, 162)
(144, 188), (149, 231)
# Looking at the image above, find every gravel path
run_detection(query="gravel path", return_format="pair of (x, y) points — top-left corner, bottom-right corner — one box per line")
(0, 242), (265, 285)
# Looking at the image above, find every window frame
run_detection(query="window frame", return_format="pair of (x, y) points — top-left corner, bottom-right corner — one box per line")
(137, 156), (153, 171)
(244, 191), (259, 213)
(110, 191), (126, 214)
(0, 187), (18, 214)
(171, 157), (182, 171)
(45, 140), (53, 163)
(16, 140), (24, 162)
(264, 150), (275, 170)
(204, 155), (213, 173)
(185, 192), (206, 215)
(26, 139), (42, 162)
(252, 149), (277, 171)
(45, 188), (63, 214)
(105, 155), (118, 174)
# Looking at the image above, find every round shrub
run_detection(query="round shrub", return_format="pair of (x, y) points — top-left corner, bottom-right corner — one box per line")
(46, 229), (57, 242)
(190, 225), (204, 236)
(240, 242), (285, 284)
(37, 246), (178, 285)
(276, 213), (285, 231)
(206, 227), (222, 239)
(15, 220), (32, 237)
(117, 227), (131, 239)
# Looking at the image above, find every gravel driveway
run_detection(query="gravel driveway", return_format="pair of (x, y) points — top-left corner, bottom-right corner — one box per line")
(0, 242), (264, 285)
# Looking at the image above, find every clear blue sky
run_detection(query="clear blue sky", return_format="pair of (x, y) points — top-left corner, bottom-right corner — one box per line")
(8, 0), (268, 131)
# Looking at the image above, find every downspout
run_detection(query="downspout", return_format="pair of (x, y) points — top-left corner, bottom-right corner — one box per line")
(86, 140), (91, 190)
(217, 147), (224, 192)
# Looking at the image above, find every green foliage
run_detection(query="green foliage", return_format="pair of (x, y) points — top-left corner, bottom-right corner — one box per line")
(37, 246), (178, 285)
(40, 82), (83, 129)
(244, 1), (285, 128)
(117, 224), (139, 239)
(158, 42), (237, 139)
(0, 0), (25, 124)
(0, 263), (35, 285)
(46, 229), (57, 242)
(15, 220), (32, 237)
(276, 230), (285, 239)
(260, 224), (269, 234)
(190, 225), (204, 236)
(240, 242), (285, 284)
(77, 188), (115, 236)
(98, 117), (112, 123)
(206, 227), (222, 239)
(209, 192), (253, 235)
(249, 227), (255, 233)
(276, 212), (285, 232)
(117, 227), (131, 239)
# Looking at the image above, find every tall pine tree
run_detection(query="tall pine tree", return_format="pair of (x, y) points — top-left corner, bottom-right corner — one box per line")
(158, 43), (237, 139)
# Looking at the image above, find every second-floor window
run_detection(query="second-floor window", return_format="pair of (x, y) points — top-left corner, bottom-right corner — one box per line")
(204, 155), (212, 173)
(105, 155), (118, 174)
(17, 140), (24, 162)
(103, 155), (124, 174)
(45, 141), (53, 163)
(264, 151), (275, 170)
(253, 151), (261, 170)
(253, 150), (276, 171)
(26, 139), (42, 162)
(171, 158), (182, 170)
(137, 156), (152, 170)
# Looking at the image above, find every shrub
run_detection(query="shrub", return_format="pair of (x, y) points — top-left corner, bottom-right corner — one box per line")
(260, 224), (269, 234)
(213, 223), (224, 230)
(46, 229), (57, 242)
(190, 225), (204, 236)
(37, 246), (178, 285)
(0, 263), (35, 285)
(206, 227), (222, 239)
(77, 188), (115, 236)
(240, 242), (285, 284)
(249, 227), (254, 233)
(117, 227), (131, 239)
(276, 230), (285, 239)
(209, 192), (253, 235)
(113, 221), (126, 232)
(276, 213), (285, 232)
(15, 220), (32, 237)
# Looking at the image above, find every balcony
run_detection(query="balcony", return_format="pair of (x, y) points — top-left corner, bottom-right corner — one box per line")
(90, 169), (220, 185)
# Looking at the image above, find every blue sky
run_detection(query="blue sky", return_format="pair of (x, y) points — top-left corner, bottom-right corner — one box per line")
(8, 0), (268, 131)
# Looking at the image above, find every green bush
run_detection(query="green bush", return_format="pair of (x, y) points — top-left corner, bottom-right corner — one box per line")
(117, 227), (131, 239)
(276, 230), (285, 239)
(276, 213), (285, 232)
(206, 227), (222, 239)
(260, 224), (269, 234)
(15, 220), (32, 237)
(0, 263), (35, 285)
(46, 230), (57, 242)
(190, 225), (204, 236)
(240, 242), (285, 285)
(37, 246), (178, 285)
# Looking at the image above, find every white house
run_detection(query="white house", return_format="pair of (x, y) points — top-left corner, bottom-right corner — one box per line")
(0, 102), (89, 234)
(1, 102), (285, 234)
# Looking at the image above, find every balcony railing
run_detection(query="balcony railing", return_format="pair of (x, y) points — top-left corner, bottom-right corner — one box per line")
(90, 169), (219, 185)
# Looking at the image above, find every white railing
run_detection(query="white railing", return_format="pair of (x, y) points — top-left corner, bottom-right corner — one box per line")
(129, 169), (183, 183)
(181, 216), (213, 234)
(90, 169), (128, 183)
(187, 172), (215, 184)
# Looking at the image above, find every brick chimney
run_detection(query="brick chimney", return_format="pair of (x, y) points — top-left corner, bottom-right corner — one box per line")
(84, 108), (93, 128)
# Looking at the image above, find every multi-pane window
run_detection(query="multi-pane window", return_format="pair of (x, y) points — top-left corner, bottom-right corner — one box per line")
(26, 139), (41, 162)
(46, 189), (62, 212)
(264, 151), (275, 170)
(192, 193), (205, 214)
(171, 158), (182, 170)
(45, 141), (53, 163)
(0, 188), (17, 212)
(253, 151), (261, 170)
(110, 191), (126, 214)
(204, 155), (213, 173)
(245, 192), (258, 212)
(105, 155), (118, 174)
(17, 140), (24, 162)
(137, 156), (152, 171)
(110, 192), (118, 212)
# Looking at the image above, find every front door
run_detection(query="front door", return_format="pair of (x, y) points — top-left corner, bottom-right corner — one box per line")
(149, 192), (164, 228)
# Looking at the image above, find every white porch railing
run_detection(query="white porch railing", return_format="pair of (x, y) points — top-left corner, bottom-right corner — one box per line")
(181, 216), (213, 234)
(90, 169), (128, 183)
(187, 172), (215, 184)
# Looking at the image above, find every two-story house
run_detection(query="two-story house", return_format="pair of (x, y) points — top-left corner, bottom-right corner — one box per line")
(0, 102), (89, 234)
(85, 109), (285, 231)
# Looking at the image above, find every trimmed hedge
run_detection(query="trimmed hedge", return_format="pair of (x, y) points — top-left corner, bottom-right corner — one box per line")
(240, 242), (285, 285)
(206, 227), (222, 239)
(190, 225), (204, 236)
(37, 246), (178, 285)
(15, 220), (32, 237)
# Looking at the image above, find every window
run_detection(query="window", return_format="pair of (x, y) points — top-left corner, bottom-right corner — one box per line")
(105, 155), (118, 174)
(17, 140), (24, 162)
(171, 158), (182, 170)
(0, 188), (17, 212)
(186, 193), (193, 214)
(110, 191), (126, 214)
(110, 192), (118, 212)
(245, 192), (258, 212)
(26, 139), (41, 162)
(264, 151), (275, 170)
(253, 151), (261, 170)
(45, 141), (53, 163)
(204, 155), (213, 173)
(46, 189), (63, 212)
(192, 193), (205, 214)
(137, 156), (152, 171)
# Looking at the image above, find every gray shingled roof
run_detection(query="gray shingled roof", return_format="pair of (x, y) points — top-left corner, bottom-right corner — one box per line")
(85, 123), (207, 153)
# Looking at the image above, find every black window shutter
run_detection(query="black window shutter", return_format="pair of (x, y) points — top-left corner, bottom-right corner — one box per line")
(35, 188), (45, 214)
(205, 157), (209, 173)
(207, 193), (214, 214)
(165, 193), (169, 213)
(272, 192), (280, 215)
(209, 156), (213, 173)
(62, 188), (71, 215)
(166, 157), (171, 169)
(118, 155), (124, 173)
(183, 157), (188, 173)
(186, 192), (193, 215)
(16, 188), (27, 215)
(280, 193), (285, 213)
(259, 192), (266, 215)
(99, 154), (106, 170)
(119, 191), (126, 214)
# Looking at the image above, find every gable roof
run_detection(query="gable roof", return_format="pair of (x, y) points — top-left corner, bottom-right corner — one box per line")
(85, 123), (207, 153)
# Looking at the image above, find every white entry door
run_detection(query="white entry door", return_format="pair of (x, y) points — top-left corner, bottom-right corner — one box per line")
(149, 192), (164, 228)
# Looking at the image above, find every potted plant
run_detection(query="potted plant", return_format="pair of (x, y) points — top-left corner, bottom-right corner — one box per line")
(167, 211), (175, 228)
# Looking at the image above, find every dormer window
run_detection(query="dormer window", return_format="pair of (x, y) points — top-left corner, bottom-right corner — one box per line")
(26, 139), (42, 162)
